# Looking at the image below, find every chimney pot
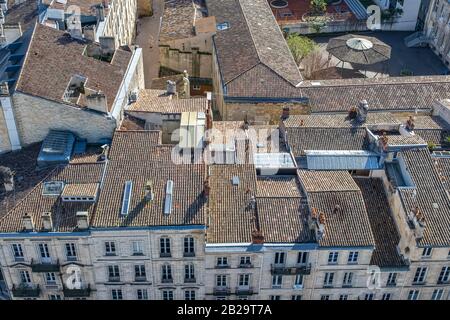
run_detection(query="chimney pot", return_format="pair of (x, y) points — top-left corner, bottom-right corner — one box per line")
(41, 212), (53, 231)
(76, 211), (89, 230)
(22, 213), (34, 232)
(166, 80), (177, 95)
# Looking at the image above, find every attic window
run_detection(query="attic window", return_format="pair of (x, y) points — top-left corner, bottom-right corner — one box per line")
(42, 181), (64, 196)
(216, 22), (230, 31)
(164, 180), (174, 215)
(121, 181), (133, 216)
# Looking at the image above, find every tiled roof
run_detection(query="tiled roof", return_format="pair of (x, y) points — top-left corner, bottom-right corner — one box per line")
(107, 130), (162, 161)
(297, 170), (360, 193)
(15, 24), (132, 111)
(302, 76), (450, 113)
(355, 178), (406, 268)
(398, 149), (450, 246)
(395, 116), (450, 145)
(4, 0), (38, 31)
(127, 89), (207, 113)
(207, 0), (302, 95)
(61, 183), (99, 198)
(385, 134), (427, 146)
(91, 163), (207, 228)
(285, 127), (370, 157)
(48, 0), (105, 16)
(298, 170), (375, 247)
(159, 0), (204, 43)
(283, 113), (400, 128)
(207, 165), (258, 243)
(256, 175), (302, 197)
(434, 157), (450, 195)
(0, 163), (106, 233)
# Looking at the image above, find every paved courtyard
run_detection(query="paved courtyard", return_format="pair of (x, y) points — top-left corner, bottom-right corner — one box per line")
(311, 31), (448, 79)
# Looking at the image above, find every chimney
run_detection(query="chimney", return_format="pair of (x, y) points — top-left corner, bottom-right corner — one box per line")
(84, 25), (96, 42)
(99, 36), (117, 56)
(68, 16), (83, 40)
(85, 90), (108, 113)
(203, 178), (210, 198)
(22, 213), (34, 232)
(206, 100), (213, 130)
(76, 211), (89, 230)
(412, 206), (425, 239)
(281, 107), (290, 120)
(405, 116), (415, 131)
(96, 4), (105, 22)
(379, 132), (389, 152)
(251, 230), (264, 244)
(357, 100), (369, 122)
(145, 180), (154, 201)
(166, 80), (176, 95)
(41, 212), (53, 231)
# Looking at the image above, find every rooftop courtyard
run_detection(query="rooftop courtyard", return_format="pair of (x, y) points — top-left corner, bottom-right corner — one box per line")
(310, 31), (449, 79)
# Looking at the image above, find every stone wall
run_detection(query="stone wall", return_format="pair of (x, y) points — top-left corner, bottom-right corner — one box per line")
(0, 107), (11, 153)
(137, 0), (153, 17)
(103, 0), (138, 46)
(12, 92), (117, 146)
(159, 46), (212, 78)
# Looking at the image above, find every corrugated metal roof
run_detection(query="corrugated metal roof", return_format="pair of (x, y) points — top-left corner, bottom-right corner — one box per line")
(305, 150), (381, 170)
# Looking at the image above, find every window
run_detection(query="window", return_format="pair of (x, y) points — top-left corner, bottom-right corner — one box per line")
(348, 251), (359, 264)
(185, 290), (196, 300)
(364, 293), (374, 300)
(240, 256), (251, 266)
(382, 293), (392, 300)
(293, 275), (303, 287)
(65, 243), (77, 261)
(292, 295), (302, 300)
(270, 295), (281, 300)
(274, 252), (286, 265)
(19, 270), (31, 285)
(12, 244), (24, 261)
(216, 296), (227, 301)
(320, 295), (330, 300)
(162, 264), (172, 283)
(48, 294), (62, 300)
(160, 237), (171, 257)
(216, 257), (228, 267)
(408, 290), (420, 300)
(42, 181), (64, 195)
(422, 247), (433, 258)
(111, 289), (123, 300)
(45, 272), (57, 285)
(108, 265), (120, 282)
(438, 266), (450, 284)
(132, 241), (144, 256)
(184, 237), (195, 256)
(185, 264), (195, 282)
(324, 272), (334, 287)
(216, 22), (230, 31)
(339, 294), (348, 300)
(105, 241), (116, 256)
(121, 181), (133, 216)
(192, 84), (201, 91)
(343, 272), (353, 287)
(239, 274), (250, 287)
(431, 289), (444, 300)
(38, 243), (50, 262)
(272, 275), (282, 288)
(387, 272), (397, 286)
(328, 252), (339, 264)
(216, 275), (227, 287)
(413, 267), (427, 284)
(137, 289), (148, 300)
(297, 252), (308, 265)
(134, 265), (146, 281)
(162, 290), (174, 300)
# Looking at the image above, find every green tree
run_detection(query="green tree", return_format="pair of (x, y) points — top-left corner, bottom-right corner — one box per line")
(286, 33), (316, 65)
(310, 0), (327, 15)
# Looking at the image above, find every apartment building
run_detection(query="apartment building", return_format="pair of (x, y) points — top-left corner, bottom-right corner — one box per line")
(0, 22), (144, 154)
(424, 0), (450, 67)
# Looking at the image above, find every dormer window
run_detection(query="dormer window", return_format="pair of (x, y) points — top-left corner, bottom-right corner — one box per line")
(216, 22), (230, 31)
(42, 181), (64, 196)
(63, 75), (87, 104)
(61, 183), (99, 202)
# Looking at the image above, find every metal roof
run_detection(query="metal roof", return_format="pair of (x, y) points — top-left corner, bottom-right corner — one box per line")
(305, 150), (381, 170)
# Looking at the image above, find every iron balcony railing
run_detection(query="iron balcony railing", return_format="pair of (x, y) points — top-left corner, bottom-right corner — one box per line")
(63, 284), (91, 297)
(235, 286), (254, 295)
(270, 263), (312, 275)
(30, 258), (60, 272)
(213, 287), (231, 296)
(12, 284), (41, 297)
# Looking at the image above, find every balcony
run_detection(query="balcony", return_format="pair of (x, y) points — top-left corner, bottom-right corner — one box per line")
(183, 251), (196, 258)
(134, 276), (147, 282)
(63, 284), (91, 298)
(184, 277), (196, 284)
(108, 276), (121, 283)
(160, 252), (172, 258)
(30, 258), (60, 272)
(270, 263), (311, 275)
(235, 286), (254, 295)
(238, 263), (253, 269)
(161, 278), (173, 284)
(11, 284), (41, 298)
(213, 287), (231, 296)
(215, 264), (230, 269)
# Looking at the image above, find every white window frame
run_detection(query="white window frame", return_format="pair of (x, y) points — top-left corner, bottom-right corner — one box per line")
(328, 252), (339, 264)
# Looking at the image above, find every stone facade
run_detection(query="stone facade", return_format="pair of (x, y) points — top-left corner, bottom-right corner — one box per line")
(159, 46), (212, 79)
(101, 0), (138, 46)
(425, 0), (450, 67)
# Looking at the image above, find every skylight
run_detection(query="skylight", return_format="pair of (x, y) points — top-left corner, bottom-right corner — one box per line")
(217, 22), (230, 31)
(164, 180), (174, 215)
(121, 181), (133, 216)
(42, 181), (64, 196)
